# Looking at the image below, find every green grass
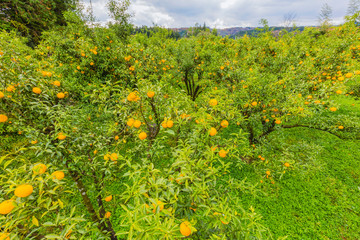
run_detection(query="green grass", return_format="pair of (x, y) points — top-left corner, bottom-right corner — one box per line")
(228, 95), (360, 239)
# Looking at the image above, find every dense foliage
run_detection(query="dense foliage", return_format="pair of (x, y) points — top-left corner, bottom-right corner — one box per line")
(0, 7), (360, 240)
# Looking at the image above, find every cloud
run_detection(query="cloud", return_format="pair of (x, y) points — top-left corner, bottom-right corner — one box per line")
(84, 0), (350, 28)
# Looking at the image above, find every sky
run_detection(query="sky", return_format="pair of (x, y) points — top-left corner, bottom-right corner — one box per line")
(84, 0), (351, 28)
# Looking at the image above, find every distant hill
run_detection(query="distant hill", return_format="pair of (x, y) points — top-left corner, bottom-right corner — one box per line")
(169, 26), (306, 38)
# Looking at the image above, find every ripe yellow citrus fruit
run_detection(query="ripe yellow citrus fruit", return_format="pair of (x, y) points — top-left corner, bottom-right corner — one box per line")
(133, 120), (141, 128)
(53, 81), (61, 87)
(105, 195), (112, 202)
(345, 73), (353, 78)
(166, 120), (174, 128)
(127, 118), (134, 127)
(110, 153), (118, 161)
(57, 92), (65, 99)
(180, 221), (191, 237)
(139, 132), (147, 140)
(33, 163), (47, 175)
(219, 149), (227, 158)
(0, 200), (15, 215)
(52, 171), (65, 180)
(209, 127), (217, 136)
(0, 232), (10, 240)
(0, 114), (8, 123)
(58, 133), (66, 140)
(32, 87), (41, 94)
(14, 184), (33, 198)
(147, 91), (155, 98)
(127, 92), (138, 101)
(209, 99), (218, 106)
(221, 120), (229, 128)
(0, 91), (4, 98)
(251, 101), (257, 106)
(275, 119), (281, 124)
(152, 200), (164, 213)
(338, 126), (344, 129)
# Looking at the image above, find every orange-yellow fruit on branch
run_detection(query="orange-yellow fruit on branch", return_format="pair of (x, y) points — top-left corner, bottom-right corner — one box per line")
(52, 171), (65, 180)
(147, 91), (155, 98)
(58, 133), (66, 140)
(33, 163), (47, 175)
(133, 120), (141, 128)
(219, 149), (227, 158)
(14, 184), (33, 198)
(0, 200), (15, 215)
(209, 127), (217, 136)
(139, 132), (147, 140)
(0, 232), (10, 240)
(0, 114), (8, 123)
(180, 221), (192, 237)
(127, 118), (134, 127)
(221, 120), (229, 128)
(32, 87), (41, 94)
(105, 195), (113, 202)
(209, 99), (218, 106)
(166, 120), (174, 128)
(57, 92), (65, 99)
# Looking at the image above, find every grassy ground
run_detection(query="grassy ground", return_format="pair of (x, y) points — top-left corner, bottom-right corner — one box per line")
(230, 95), (360, 239)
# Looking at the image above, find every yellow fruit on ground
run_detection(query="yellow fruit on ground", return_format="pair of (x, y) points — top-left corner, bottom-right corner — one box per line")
(33, 163), (47, 175)
(105, 195), (112, 202)
(52, 171), (65, 180)
(133, 120), (141, 128)
(32, 87), (41, 94)
(57, 92), (65, 99)
(180, 221), (191, 237)
(338, 126), (344, 130)
(219, 149), (227, 158)
(166, 120), (174, 128)
(251, 101), (258, 106)
(139, 132), (147, 140)
(284, 162), (290, 167)
(209, 99), (218, 106)
(336, 90), (342, 94)
(209, 127), (217, 136)
(53, 81), (61, 87)
(0, 114), (8, 123)
(147, 91), (155, 98)
(0, 200), (15, 215)
(0, 91), (4, 98)
(221, 120), (229, 128)
(127, 118), (134, 127)
(14, 184), (33, 198)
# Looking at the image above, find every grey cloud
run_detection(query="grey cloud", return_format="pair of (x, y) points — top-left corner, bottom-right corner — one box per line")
(85, 0), (350, 28)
